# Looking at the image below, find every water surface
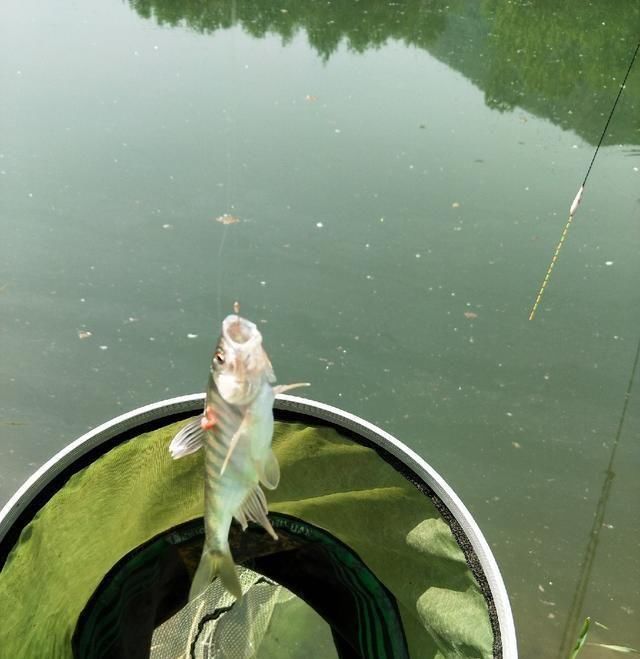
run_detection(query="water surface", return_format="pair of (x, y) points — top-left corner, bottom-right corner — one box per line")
(1, 1), (639, 656)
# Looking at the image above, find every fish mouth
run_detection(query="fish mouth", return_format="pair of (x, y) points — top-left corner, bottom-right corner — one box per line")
(222, 314), (260, 348)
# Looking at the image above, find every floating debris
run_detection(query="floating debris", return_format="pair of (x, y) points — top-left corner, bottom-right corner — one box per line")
(316, 221), (324, 228)
(78, 330), (93, 339)
(162, 223), (173, 230)
(99, 345), (108, 351)
(605, 260), (614, 266)
(452, 201), (461, 208)
(216, 214), (240, 225)
(304, 94), (318, 102)
(464, 311), (478, 320)
(187, 333), (198, 339)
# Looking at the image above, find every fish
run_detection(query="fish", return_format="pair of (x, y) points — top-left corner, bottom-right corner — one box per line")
(169, 309), (308, 600)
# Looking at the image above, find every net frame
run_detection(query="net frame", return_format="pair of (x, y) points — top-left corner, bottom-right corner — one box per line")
(0, 394), (517, 657)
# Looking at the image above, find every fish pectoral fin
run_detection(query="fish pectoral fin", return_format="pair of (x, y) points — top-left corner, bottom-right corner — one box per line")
(273, 382), (310, 396)
(168, 418), (205, 459)
(237, 486), (278, 541)
(189, 547), (242, 601)
(257, 450), (280, 490)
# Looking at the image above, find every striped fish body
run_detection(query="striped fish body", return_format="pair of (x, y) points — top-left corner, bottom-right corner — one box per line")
(189, 372), (280, 600)
(169, 312), (307, 600)
(202, 379), (276, 551)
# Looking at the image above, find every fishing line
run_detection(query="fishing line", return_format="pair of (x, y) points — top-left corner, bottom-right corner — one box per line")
(215, 0), (239, 321)
(528, 39), (640, 321)
(215, 225), (230, 321)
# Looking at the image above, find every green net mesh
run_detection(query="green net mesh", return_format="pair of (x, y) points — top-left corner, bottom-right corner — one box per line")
(0, 418), (494, 658)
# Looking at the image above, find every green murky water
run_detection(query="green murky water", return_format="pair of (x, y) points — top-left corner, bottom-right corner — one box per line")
(1, 1), (639, 655)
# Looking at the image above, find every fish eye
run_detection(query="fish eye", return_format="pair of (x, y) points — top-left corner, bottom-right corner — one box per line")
(213, 349), (225, 366)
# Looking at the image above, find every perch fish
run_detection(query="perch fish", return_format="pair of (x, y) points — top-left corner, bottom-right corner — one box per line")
(169, 310), (307, 600)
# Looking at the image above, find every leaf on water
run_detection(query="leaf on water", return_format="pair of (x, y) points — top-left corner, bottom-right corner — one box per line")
(588, 645), (640, 654)
(216, 214), (240, 225)
(569, 617), (591, 659)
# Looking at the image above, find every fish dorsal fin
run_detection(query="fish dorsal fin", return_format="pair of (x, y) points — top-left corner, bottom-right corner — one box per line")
(273, 382), (310, 396)
(237, 485), (277, 540)
(257, 450), (280, 490)
(168, 418), (205, 459)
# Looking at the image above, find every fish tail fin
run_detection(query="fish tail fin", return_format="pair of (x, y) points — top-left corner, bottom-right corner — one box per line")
(189, 546), (242, 602)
